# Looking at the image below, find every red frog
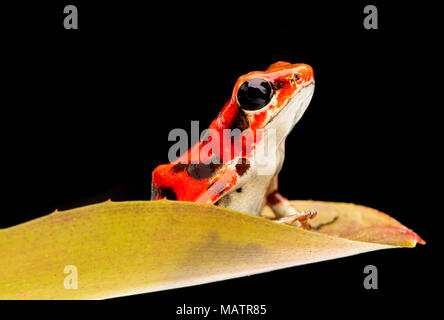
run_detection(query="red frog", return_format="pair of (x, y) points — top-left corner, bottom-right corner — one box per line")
(151, 61), (317, 228)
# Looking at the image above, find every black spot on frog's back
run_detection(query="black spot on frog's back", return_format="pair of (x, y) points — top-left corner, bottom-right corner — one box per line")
(171, 160), (222, 181)
(187, 162), (222, 180)
(171, 162), (187, 173)
(151, 185), (177, 200)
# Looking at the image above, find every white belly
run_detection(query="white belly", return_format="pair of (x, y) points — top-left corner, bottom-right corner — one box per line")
(216, 143), (285, 216)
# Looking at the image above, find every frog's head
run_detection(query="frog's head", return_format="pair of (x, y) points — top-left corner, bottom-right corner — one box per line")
(234, 61), (314, 132)
(214, 62), (314, 143)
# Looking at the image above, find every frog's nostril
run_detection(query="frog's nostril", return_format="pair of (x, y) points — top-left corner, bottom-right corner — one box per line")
(297, 64), (314, 82)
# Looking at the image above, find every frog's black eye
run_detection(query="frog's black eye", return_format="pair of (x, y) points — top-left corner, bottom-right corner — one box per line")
(237, 78), (274, 111)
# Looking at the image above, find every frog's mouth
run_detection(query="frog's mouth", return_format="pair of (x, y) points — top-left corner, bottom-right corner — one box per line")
(265, 81), (315, 145)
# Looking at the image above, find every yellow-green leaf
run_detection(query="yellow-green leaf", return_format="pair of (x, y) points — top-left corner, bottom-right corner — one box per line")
(0, 200), (424, 299)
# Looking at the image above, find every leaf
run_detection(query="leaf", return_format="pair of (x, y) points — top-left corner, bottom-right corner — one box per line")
(0, 200), (424, 299)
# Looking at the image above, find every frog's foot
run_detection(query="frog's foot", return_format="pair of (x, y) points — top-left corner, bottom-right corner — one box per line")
(273, 211), (317, 229)
(267, 191), (317, 230)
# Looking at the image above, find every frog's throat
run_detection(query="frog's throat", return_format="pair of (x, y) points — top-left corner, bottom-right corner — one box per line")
(265, 81), (315, 146)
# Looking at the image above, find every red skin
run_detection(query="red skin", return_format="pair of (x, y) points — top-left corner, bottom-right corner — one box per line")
(152, 62), (314, 203)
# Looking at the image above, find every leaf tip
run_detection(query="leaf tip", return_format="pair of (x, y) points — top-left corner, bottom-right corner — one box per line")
(414, 233), (426, 245)
(401, 228), (425, 246)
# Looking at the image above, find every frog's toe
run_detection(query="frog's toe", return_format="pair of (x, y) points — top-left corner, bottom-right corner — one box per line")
(274, 215), (303, 227)
(273, 210), (317, 229)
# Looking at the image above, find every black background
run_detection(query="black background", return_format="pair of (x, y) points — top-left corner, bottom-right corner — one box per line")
(1, 0), (439, 316)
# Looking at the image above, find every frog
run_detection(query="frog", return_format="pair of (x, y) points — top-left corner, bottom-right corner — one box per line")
(151, 61), (317, 229)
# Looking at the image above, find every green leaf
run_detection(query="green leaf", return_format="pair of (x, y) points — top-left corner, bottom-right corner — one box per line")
(0, 200), (423, 299)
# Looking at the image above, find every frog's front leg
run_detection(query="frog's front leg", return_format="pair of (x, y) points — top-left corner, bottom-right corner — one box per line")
(266, 178), (317, 229)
